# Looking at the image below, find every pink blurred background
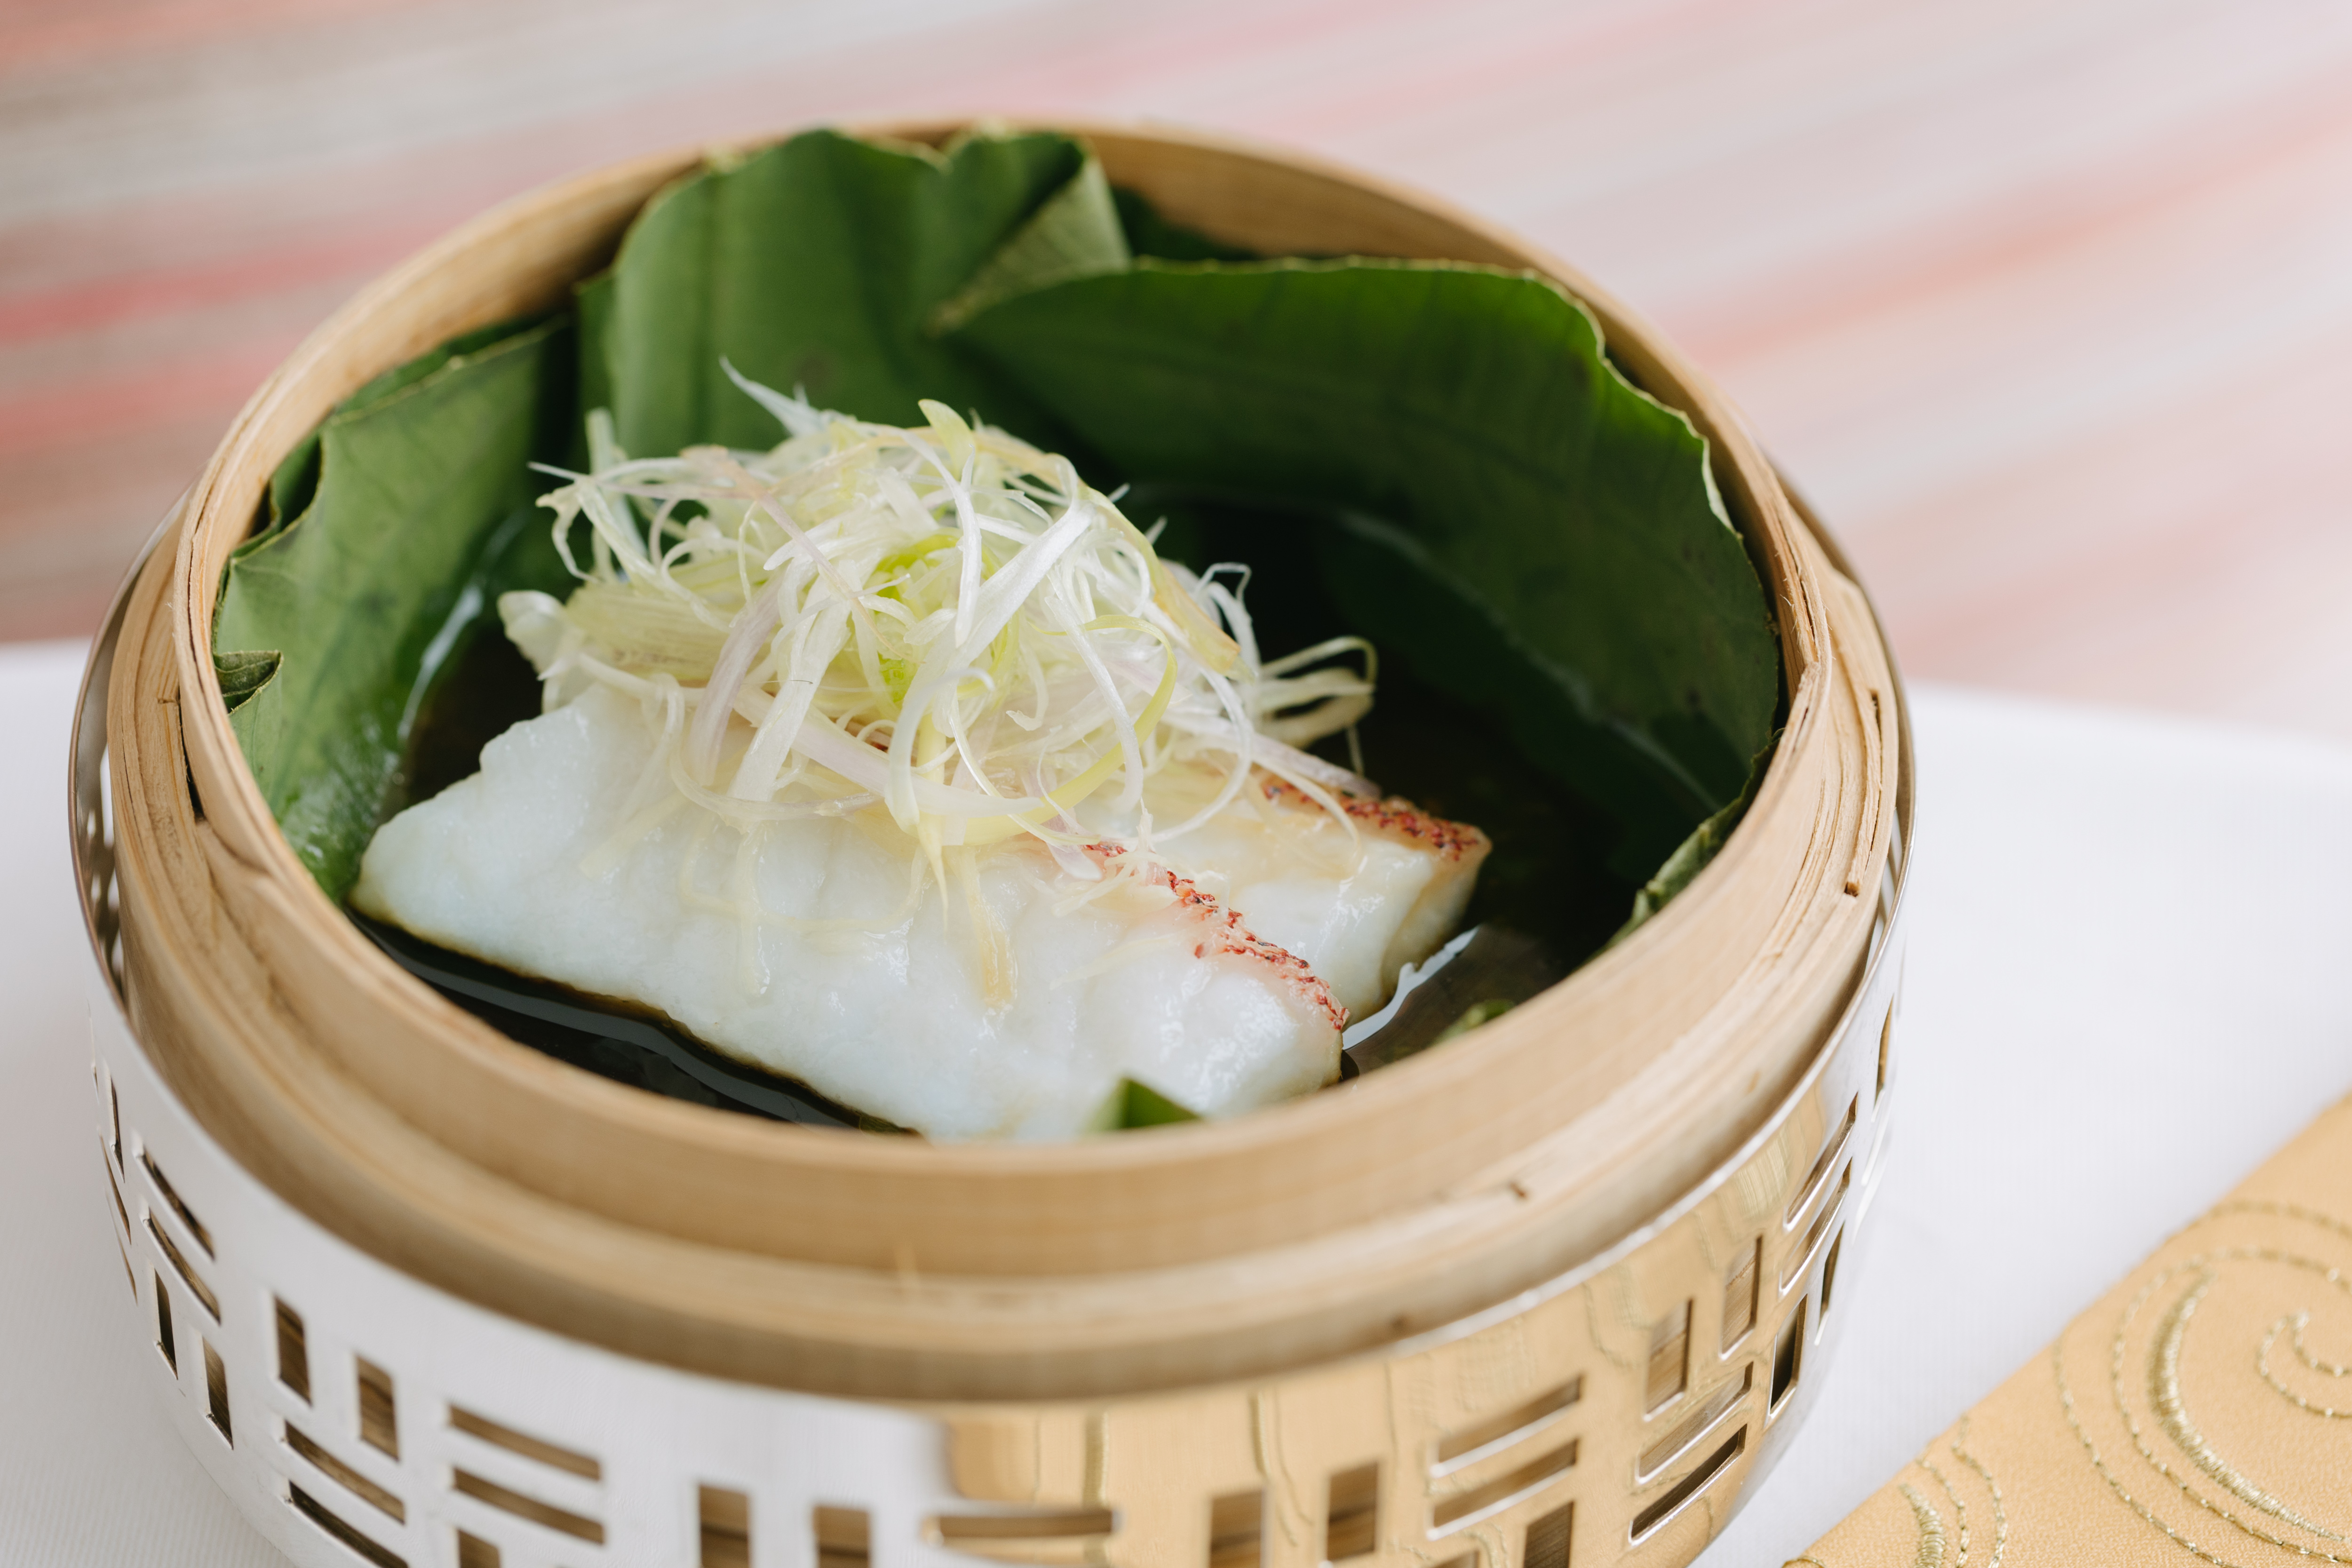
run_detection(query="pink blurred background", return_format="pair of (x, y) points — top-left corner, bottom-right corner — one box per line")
(6, 0), (2350, 732)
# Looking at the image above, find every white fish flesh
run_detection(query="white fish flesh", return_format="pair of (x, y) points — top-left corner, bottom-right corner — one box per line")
(354, 686), (1489, 1140)
(1084, 763), (1488, 1025)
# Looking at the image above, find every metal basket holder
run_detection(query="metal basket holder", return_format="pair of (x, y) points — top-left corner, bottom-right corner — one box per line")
(71, 507), (1912, 1568)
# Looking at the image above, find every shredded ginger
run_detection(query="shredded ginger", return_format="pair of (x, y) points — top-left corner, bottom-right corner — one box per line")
(506, 370), (1382, 897)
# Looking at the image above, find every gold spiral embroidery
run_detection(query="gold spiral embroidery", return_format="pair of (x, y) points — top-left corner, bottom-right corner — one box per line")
(1919, 1458), (1969, 1568)
(1949, 1420), (2006, 1568)
(2211, 1202), (2352, 1245)
(1899, 1483), (1947, 1568)
(2260, 1313), (2352, 1418)
(2057, 1333), (2244, 1568)
(2150, 1271), (2342, 1540)
(2057, 1234), (2352, 1568)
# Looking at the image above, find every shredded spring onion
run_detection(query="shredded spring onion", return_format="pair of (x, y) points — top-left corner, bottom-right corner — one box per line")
(508, 371), (1380, 885)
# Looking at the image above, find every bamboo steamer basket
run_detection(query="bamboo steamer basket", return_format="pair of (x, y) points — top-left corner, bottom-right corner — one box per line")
(74, 121), (1913, 1568)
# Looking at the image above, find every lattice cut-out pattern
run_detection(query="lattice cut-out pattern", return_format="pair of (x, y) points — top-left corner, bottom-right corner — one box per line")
(1645, 1302), (1692, 1414)
(699, 1485), (750, 1568)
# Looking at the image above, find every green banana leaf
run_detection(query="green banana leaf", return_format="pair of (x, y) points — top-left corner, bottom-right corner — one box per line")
(1615, 730), (1776, 942)
(1092, 1076), (1204, 1131)
(948, 260), (1779, 872)
(1110, 188), (1259, 263)
(211, 314), (576, 897)
(576, 127), (1121, 461)
(216, 124), (1779, 949)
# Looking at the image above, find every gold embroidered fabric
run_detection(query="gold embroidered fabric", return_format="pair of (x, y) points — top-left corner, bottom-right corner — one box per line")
(1792, 1094), (2352, 1567)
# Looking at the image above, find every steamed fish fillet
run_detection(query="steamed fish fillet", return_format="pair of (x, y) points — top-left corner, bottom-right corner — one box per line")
(354, 688), (1486, 1139)
(1101, 768), (1489, 1025)
(354, 688), (1329, 1139)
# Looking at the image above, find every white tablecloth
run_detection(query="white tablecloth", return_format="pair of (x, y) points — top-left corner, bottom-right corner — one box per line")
(5, 638), (2349, 1566)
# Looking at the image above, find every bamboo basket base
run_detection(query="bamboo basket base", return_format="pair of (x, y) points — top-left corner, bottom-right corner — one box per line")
(74, 521), (1908, 1568)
